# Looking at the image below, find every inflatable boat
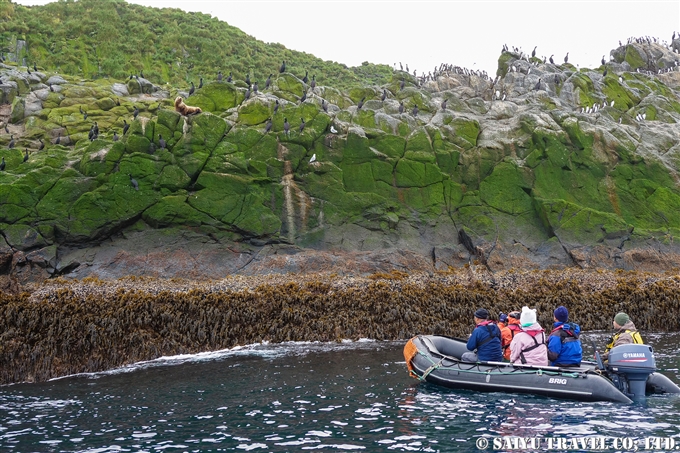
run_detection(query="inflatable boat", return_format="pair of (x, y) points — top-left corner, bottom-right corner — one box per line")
(403, 335), (680, 403)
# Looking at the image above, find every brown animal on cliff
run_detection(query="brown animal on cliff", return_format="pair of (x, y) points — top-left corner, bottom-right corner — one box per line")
(174, 96), (202, 115)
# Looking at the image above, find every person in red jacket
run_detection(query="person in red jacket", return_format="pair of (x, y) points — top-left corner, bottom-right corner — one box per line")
(500, 311), (521, 361)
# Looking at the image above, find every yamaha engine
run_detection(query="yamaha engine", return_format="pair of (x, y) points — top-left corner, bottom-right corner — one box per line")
(607, 344), (656, 398)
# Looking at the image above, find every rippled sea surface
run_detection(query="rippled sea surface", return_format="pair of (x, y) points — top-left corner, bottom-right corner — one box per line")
(2, 333), (680, 452)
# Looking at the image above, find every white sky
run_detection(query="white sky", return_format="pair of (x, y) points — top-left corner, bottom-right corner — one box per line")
(13, 1), (680, 76)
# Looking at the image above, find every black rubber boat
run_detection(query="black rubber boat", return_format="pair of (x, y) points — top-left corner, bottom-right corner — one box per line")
(404, 335), (680, 403)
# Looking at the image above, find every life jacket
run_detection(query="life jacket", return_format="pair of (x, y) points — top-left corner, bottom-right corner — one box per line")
(518, 330), (546, 365)
(476, 320), (500, 348)
(605, 329), (644, 351)
(550, 323), (580, 344)
(502, 324), (522, 354)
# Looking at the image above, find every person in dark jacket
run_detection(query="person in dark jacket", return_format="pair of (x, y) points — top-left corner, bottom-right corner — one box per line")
(547, 305), (582, 367)
(461, 308), (503, 362)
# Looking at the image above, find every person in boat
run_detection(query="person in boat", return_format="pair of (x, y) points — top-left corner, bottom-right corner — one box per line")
(603, 312), (644, 360)
(509, 306), (548, 366)
(547, 306), (582, 367)
(500, 311), (522, 361)
(461, 308), (503, 362)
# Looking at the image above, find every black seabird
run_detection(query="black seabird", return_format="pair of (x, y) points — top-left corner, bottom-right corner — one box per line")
(549, 55), (554, 64)
(113, 131), (119, 142)
(601, 55), (606, 66)
(123, 120), (130, 135)
(322, 99), (328, 113)
(129, 174), (139, 191)
(93, 122), (99, 136)
(244, 85), (251, 100)
(159, 134), (166, 149)
(357, 97), (365, 110)
(199, 77), (203, 89)
(300, 90), (307, 103)
(8, 135), (14, 148)
(218, 71), (223, 82)
(38, 138), (44, 151)
(400, 80), (405, 91)
(23, 149), (28, 163)
(310, 75), (316, 90)
(283, 118), (290, 136)
(265, 117), (272, 133)
(55, 134), (60, 145)
(302, 71), (308, 84)
(534, 78), (541, 91)
(299, 118), (305, 133)
(532, 46), (537, 58)
(253, 81), (258, 93)
(412, 105), (418, 116)
(279, 60), (286, 73)
(189, 82), (195, 96)
(245, 74), (251, 86)
(274, 100), (280, 114)
(149, 142), (156, 154)
(227, 72), (233, 83)
(399, 101), (404, 114)
(381, 89), (387, 102)
(441, 99), (447, 110)
(564, 52), (569, 63)
(0, 157), (4, 171)
(265, 74), (272, 89)
(83, 111), (88, 120)
(133, 106), (139, 119)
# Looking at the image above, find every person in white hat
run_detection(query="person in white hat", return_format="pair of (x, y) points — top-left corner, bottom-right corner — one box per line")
(509, 306), (548, 366)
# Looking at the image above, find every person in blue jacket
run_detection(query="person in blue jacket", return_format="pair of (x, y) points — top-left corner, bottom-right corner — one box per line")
(461, 308), (503, 362)
(547, 306), (582, 367)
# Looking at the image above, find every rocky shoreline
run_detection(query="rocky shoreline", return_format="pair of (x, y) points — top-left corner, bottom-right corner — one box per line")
(2, 267), (679, 385)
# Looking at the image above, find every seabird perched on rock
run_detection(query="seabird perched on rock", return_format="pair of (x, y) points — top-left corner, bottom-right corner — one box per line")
(441, 99), (447, 110)
(534, 78), (541, 91)
(564, 52), (569, 63)
(227, 72), (233, 83)
(357, 97), (365, 110)
(133, 105), (139, 119)
(400, 80), (405, 91)
(244, 85), (251, 100)
(217, 71), (223, 82)
(279, 60), (286, 73)
(23, 149), (28, 163)
(55, 134), (61, 145)
(265, 117), (272, 133)
(129, 174), (139, 191)
(113, 131), (119, 142)
(610, 100), (615, 107)
(245, 74), (251, 86)
(399, 101), (404, 114)
(310, 75), (316, 90)
(199, 77), (203, 89)
(330, 125), (338, 133)
(412, 105), (418, 116)
(274, 100), (280, 114)
(140, 70), (145, 79)
(299, 118), (306, 133)
(33, 62), (37, 72)
(302, 71), (308, 84)
(532, 46), (537, 58)
(189, 81), (195, 96)
(381, 89), (387, 102)
(321, 99), (328, 113)
(79, 106), (84, 115)
(83, 111), (88, 120)
(3, 124), (7, 134)
(93, 122), (99, 136)
(265, 74), (272, 89)
(284, 118), (290, 136)
(310, 153), (316, 163)
(0, 157), (4, 171)
(603, 68), (608, 77)
(159, 134), (166, 149)
(549, 55), (555, 64)
(88, 126), (95, 141)
(619, 76), (623, 83)
(300, 90), (307, 103)
(8, 135), (14, 149)
(123, 120), (130, 135)
(38, 138), (44, 151)
(253, 81), (259, 93)
(149, 142), (156, 154)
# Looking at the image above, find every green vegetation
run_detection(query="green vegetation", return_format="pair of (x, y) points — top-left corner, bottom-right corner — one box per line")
(0, 0), (392, 90)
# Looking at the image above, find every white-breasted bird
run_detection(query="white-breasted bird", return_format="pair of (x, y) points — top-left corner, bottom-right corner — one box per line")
(310, 154), (316, 163)
(330, 125), (338, 134)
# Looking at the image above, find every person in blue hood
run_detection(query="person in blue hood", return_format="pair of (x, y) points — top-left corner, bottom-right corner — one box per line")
(547, 305), (582, 366)
(461, 308), (503, 362)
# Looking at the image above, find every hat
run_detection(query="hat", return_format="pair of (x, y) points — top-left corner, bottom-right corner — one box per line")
(474, 308), (489, 319)
(614, 312), (629, 326)
(499, 313), (508, 323)
(554, 306), (569, 323)
(520, 306), (537, 326)
(508, 311), (521, 320)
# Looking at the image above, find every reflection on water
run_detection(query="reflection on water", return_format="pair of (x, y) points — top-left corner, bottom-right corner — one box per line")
(0, 334), (679, 452)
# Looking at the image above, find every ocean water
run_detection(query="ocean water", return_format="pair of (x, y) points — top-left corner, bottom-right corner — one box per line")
(1, 333), (680, 452)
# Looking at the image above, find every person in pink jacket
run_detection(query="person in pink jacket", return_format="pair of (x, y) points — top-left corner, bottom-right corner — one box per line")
(509, 306), (548, 366)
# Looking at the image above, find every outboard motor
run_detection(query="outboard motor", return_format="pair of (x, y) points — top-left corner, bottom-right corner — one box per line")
(607, 344), (656, 398)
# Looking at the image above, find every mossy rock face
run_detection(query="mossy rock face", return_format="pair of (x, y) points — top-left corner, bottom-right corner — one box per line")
(479, 162), (534, 215)
(450, 117), (479, 148)
(238, 98), (271, 126)
(156, 165), (191, 191)
(2, 224), (51, 250)
(142, 194), (215, 228)
(79, 141), (126, 176)
(189, 82), (241, 113)
(125, 134), (152, 154)
(10, 97), (24, 123)
(0, 182), (37, 223)
(156, 109), (181, 133)
(188, 113), (227, 150)
(275, 73), (305, 98)
(35, 175), (99, 221)
(394, 159), (443, 188)
(341, 162), (375, 193)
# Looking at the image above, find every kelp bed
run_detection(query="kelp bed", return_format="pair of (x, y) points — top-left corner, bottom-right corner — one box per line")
(1, 267), (679, 384)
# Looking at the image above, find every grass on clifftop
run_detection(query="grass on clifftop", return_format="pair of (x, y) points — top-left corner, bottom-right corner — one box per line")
(0, 0), (392, 90)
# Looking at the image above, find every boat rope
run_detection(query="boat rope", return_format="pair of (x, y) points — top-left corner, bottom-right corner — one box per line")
(420, 357), (445, 381)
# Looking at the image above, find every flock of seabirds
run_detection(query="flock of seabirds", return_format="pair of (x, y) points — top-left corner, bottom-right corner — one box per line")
(1, 33), (679, 192)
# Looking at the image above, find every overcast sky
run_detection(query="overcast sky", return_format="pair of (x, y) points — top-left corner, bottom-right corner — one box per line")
(13, 1), (680, 76)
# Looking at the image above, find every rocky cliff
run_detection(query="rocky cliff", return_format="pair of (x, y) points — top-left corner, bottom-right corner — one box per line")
(2, 38), (680, 289)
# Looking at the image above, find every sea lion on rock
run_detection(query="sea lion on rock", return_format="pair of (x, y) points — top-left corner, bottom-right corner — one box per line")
(174, 96), (202, 115)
